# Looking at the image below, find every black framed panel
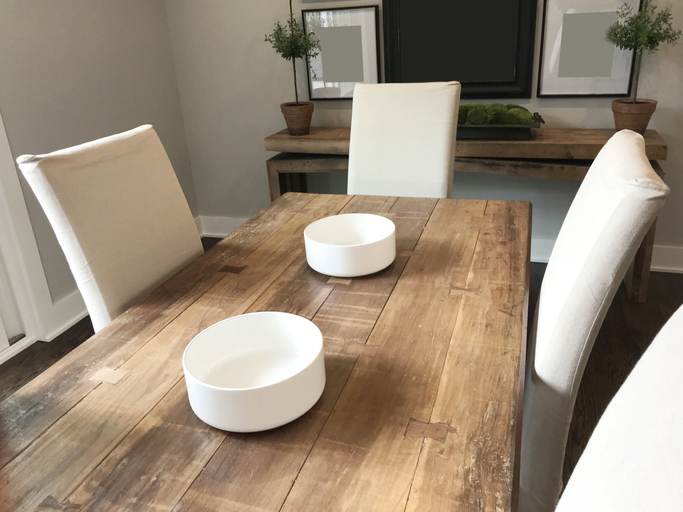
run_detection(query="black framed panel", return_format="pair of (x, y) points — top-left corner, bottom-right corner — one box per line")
(384, 0), (537, 98)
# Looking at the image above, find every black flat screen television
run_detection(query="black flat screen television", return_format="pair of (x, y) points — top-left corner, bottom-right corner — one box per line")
(383, 0), (537, 98)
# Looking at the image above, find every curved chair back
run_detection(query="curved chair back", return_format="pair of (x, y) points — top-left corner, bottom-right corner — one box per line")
(18, 125), (203, 332)
(520, 130), (670, 512)
(556, 305), (683, 512)
(347, 82), (461, 198)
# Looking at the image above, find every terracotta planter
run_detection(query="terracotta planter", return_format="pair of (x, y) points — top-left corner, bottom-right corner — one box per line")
(612, 99), (657, 135)
(280, 102), (314, 136)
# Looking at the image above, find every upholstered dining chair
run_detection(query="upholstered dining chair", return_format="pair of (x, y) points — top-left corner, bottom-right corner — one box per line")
(347, 82), (461, 198)
(555, 305), (683, 512)
(520, 130), (670, 512)
(18, 125), (203, 333)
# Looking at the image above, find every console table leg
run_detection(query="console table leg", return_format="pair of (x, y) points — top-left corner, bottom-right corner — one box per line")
(267, 160), (281, 202)
(625, 218), (657, 303)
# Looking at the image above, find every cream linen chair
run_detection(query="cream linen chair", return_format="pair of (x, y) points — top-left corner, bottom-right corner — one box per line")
(347, 82), (461, 198)
(18, 125), (203, 333)
(555, 305), (683, 512)
(520, 130), (670, 512)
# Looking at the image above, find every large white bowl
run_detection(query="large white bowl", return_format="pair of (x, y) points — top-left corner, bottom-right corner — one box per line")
(182, 312), (325, 432)
(304, 213), (396, 277)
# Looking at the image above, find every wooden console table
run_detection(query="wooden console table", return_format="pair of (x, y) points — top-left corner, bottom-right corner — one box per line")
(263, 127), (668, 302)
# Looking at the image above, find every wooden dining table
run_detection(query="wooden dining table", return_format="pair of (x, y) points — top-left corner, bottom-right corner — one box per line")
(0, 192), (531, 512)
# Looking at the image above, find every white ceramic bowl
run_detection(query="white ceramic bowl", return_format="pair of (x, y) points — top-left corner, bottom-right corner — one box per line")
(304, 214), (396, 277)
(182, 312), (325, 432)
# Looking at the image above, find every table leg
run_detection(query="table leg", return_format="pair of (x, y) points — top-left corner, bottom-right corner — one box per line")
(267, 159), (281, 202)
(624, 218), (657, 303)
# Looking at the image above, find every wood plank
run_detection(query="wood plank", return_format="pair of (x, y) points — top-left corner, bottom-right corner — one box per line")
(47, 231), (345, 512)
(0, 194), (353, 511)
(267, 153), (350, 173)
(0, 192), (317, 470)
(263, 127), (668, 160)
(1, 194), (532, 512)
(457, 129), (667, 160)
(400, 199), (488, 287)
(279, 284), (463, 512)
(49, 198), (383, 512)
(41, 380), (224, 512)
(173, 195), (437, 512)
(405, 201), (531, 512)
(454, 157), (589, 181)
(264, 127), (351, 154)
(276, 201), (488, 511)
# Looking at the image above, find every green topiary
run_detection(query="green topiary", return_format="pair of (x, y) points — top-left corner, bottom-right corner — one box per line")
(606, 1), (681, 102)
(265, 0), (321, 104)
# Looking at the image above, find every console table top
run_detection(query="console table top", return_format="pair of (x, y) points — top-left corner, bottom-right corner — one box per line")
(264, 127), (668, 161)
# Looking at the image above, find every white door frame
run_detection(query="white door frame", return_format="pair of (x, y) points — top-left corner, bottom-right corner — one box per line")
(0, 309), (8, 351)
(0, 108), (86, 363)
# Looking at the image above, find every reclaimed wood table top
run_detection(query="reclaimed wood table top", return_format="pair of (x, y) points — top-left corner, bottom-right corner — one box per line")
(0, 193), (531, 512)
(263, 126), (668, 160)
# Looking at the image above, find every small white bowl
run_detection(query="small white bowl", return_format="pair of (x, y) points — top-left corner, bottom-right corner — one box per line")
(304, 213), (396, 277)
(182, 312), (325, 432)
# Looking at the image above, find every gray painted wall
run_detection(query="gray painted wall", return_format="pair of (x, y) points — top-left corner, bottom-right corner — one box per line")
(1, 0), (681, 307)
(166, 0), (683, 263)
(0, 0), (197, 302)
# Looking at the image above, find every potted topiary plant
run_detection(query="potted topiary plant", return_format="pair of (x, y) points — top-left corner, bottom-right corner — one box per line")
(606, 1), (681, 133)
(266, 0), (321, 136)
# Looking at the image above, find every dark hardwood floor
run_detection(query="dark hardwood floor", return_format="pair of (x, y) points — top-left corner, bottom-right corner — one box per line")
(1, 240), (681, 484)
(0, 316), (94, 403)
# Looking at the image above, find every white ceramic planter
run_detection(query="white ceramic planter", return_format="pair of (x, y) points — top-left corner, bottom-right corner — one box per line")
(304, 213), (396, 277)
(182, 312), (325, 432)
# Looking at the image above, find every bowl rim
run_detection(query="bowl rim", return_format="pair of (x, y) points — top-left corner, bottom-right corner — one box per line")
(304, 213), (395, 249)
(182, 311), (323, 392)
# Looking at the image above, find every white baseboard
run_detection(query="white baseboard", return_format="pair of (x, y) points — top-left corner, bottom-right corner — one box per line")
(0, 334), (38, 365)
(531, 237), (555, 264)
(42, 289), (88, 341)
(652, 244), (683, 273)
(195, 215), (248, 238)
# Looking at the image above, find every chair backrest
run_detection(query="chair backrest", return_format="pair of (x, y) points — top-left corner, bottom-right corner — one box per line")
(556, 305), (683, 512)
(347, 82), (461, 199)
(18, 125), (203, 333)
(519, 130), (670, 512)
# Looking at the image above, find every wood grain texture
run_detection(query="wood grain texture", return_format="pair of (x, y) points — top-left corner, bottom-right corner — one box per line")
(174, 195), (433, 512)
(454, 157), (590, 181)
(0, 192), (315, 470)
(0, 194), (351, 511)
(263, 127), (668, 160)
(0, 194), (531, 512)
(11, 260), (682, 512)
(406, 201), (531, 512)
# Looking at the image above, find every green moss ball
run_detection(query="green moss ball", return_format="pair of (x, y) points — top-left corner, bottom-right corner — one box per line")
(466, 104), (489, 125)
(506, 107), (534, 124)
